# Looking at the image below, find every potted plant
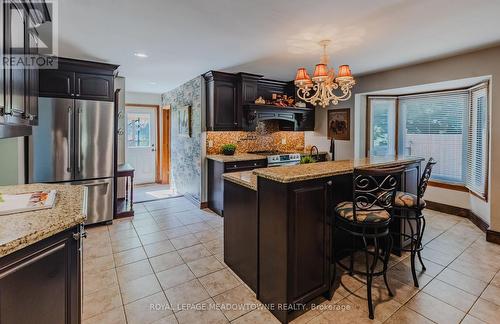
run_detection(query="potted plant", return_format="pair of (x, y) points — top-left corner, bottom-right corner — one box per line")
(300, 155), (317, 164)
(221, 144), (237, 156)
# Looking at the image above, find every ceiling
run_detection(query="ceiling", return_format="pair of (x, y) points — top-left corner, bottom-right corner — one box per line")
(56, 0), (500, 94)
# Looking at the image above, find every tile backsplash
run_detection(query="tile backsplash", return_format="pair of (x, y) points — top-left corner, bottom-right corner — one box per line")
(206, 121), (305, 154)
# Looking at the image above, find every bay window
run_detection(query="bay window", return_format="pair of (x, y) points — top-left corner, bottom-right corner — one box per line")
(367, 82), (489, 199)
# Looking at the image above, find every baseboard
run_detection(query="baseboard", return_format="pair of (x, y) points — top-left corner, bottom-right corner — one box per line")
(183, 193), (201, 208)
(486, 229), (500, 244)
(469, 212), (489, 233)
(425, 200), (469, 217)
(426, 200), (490, 234)
(200, 201), (208, 209)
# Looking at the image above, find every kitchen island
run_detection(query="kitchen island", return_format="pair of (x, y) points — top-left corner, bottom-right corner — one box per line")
(223, 156), (424, 323)
(0, 184), (86, 324)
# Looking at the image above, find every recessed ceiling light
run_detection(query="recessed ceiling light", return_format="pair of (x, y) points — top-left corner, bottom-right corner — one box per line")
(149, 82), (157, 85)
(134, 52), (148, 58)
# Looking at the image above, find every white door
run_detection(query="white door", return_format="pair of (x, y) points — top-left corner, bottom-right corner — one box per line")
(125, 107), (157, 184)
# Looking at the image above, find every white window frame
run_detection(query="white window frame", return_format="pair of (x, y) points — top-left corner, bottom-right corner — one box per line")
(367, 82), (490, 200)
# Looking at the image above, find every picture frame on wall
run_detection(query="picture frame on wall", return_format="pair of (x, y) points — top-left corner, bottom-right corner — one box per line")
(327, 108), (350, 140)
(178, 105), (192, 137)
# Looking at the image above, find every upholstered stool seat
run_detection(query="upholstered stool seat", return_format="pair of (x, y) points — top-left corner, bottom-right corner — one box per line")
(394, 191), (426, 208)
(335, 201), (390, 222)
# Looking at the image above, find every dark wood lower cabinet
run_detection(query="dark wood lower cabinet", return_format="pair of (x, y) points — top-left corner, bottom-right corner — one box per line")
(207, 158), (266, 216)
(223, 180), (258, 292)
(0, 226), (82, 324)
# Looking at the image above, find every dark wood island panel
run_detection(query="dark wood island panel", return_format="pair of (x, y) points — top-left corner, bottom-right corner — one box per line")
(258, 176), (333, 323)
(223, 180), (258, 292)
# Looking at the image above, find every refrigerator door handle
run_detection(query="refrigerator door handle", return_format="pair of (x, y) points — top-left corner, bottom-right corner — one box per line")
(67, 106), (73, 173)
(84, 181), (109, 187)
(77, 106), (82, 174)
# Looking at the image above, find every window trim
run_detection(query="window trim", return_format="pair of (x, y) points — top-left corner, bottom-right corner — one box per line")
(466, 82), (490, 201)
(366, 82), (490, 201)
(366, 96), (398, 157)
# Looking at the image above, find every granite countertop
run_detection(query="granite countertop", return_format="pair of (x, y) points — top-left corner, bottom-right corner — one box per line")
(206, 153), (267, 163)
(0, 184), (86, 258)
(222, 171), (257, 191)
(253, 156), (425, 183)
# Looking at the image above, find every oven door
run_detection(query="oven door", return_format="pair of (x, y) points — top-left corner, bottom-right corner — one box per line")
(268, 161), (300, 167)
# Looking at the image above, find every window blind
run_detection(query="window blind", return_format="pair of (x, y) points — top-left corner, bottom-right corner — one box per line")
(466, 84), (489, 198)
(398, 91), (469, 183)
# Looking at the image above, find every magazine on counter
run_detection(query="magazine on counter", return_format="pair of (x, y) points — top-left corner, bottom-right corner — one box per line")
(0, 190), (57, 215)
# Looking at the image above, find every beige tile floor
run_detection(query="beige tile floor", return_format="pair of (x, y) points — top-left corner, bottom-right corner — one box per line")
(83, 196), (500, 324)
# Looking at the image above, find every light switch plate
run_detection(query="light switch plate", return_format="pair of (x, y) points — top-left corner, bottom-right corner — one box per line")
(281, 138), (286, 145)
(208, 140), (214, 148)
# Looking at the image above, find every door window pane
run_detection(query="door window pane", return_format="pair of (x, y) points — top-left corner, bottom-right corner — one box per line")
(398, 92), (468, 183)
(369, 98), (396, 156)
(127, 113), (151, 147)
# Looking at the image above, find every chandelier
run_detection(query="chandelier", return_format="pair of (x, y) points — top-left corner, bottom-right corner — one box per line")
(294, 40), (355, 107)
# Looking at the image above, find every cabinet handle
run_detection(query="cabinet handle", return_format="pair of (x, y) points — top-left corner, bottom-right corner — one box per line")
(327, 180), (333, 186)
(77, 78), (81, 96)
(67, 78), (71, 95)
(73, 231), (87, 240)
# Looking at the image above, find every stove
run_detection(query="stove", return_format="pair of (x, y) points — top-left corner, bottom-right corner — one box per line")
(249, 151), (301, 167)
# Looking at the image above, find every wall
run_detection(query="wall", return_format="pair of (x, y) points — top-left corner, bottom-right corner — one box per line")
(344, 45), (500, 229)
(306, 106), (354, 161)
(125, 91), (161, 105)
(161, 76), (203, 203)
(0, 137), (24, 185)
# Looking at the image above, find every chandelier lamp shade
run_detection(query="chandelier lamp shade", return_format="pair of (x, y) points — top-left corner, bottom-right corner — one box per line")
(294, 40), (355, 107)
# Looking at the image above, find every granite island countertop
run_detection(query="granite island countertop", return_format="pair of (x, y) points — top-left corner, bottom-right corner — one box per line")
(223, 171), (257, 191)
(206, 153), (267, 163)
(0, 184), (86, 258)
(253, 156), (425, 183)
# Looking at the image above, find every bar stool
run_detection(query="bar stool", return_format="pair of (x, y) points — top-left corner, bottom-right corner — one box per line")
(393, 158), (436, 287)
(331, 166), (405, 319)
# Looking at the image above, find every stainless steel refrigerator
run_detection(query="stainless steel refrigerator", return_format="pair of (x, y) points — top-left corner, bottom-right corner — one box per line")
(29, 97), (115, 225)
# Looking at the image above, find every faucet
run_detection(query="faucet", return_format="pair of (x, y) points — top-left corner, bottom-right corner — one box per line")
(310, 145), (319, 160)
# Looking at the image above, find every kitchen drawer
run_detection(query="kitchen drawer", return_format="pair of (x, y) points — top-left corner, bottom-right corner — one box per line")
(224, 159), (267, 172)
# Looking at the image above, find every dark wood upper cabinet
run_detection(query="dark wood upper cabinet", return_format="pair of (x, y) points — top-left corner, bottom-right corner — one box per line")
(237, 72), (262, 104)
(26, 22), (39, 124)
(1, 0), (49, 135)
(75, 73), (113, 101)
(39, 70), (74, 97)
(204, 70), (315, 132)
(7, 0), (27, 117)
(0, 1), (4, 116)
(204, 71), (238, 131)
(39, 59), (118, 102)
